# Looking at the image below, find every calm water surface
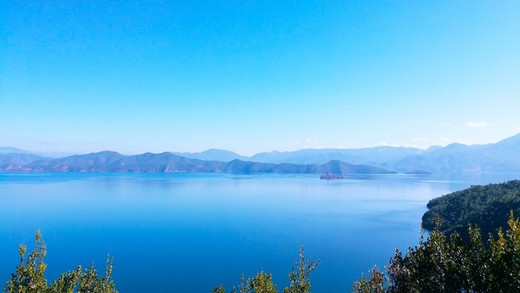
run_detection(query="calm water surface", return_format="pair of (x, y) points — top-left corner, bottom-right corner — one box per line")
(1, 172), (519, 292)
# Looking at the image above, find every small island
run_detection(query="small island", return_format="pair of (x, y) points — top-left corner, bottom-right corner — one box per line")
(320, 172), (344, 180)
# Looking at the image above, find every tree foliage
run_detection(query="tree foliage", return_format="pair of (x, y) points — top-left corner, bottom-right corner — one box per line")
(283, 245), (320, 293)
(352, 266), (388, 293)
(422, 179), (520, 237)
(4, 230), (117, 293)
(213, 246), (318, 293)
(354, 211), (520, 293)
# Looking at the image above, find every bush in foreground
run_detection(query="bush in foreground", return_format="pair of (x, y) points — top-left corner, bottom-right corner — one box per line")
(3, 230), (117, 293)
(353, 211), (520, 293)
(213, 245), (319, 293)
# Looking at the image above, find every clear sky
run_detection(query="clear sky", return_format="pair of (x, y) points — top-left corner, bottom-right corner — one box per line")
(1, 1), (519, 155)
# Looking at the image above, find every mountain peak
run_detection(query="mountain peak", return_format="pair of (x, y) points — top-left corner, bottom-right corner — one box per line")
(172, 149), (245, 162)
(496, 132), (520, 145)
(0, 146), (29, 154)
(200, 149), (240, 155)
(90, 150), (122, 156)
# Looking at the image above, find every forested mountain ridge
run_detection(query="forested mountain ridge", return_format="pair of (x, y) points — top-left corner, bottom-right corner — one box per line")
(422, 180), (520, 237)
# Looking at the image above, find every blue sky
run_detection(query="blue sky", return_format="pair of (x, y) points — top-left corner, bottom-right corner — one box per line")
(1, 1), (519, 155)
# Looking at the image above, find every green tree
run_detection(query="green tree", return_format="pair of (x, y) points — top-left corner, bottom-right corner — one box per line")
(4, 230), (118, 293)
(5, 230), (48, 293)
(212, 285), (226, 293)
(213, 246), (318, 293)
(233, 274), (252, 293)
(250, 271), (277, 293)
(357, 211), (520, 293)
(352, 266), (388, 293)
(488, 211), (520, 292)
(283, 245), (319, 293)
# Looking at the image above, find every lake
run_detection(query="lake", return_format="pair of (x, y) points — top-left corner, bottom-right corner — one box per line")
(1, 172), (519, 292)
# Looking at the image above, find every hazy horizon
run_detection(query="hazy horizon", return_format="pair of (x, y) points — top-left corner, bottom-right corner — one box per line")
(2, 130), (519, 157)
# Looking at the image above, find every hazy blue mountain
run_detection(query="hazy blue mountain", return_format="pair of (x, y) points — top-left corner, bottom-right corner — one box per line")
(0, 153), (47, 170)
(306, 160), (395, 174)
(249, 133), (520, 173)
(18, 151), (218, 173)
(23, 151), (126, 172)
(0, 151), (394, 174)
(0, 146), (30, 154)
(387, 133), (520, 172)
(0, 146), (73, 158)
(250, 146), (422, 165)
(2, 132), (519, 173)
(222, 159), (394, 174)
(222, 159), (277, 173)
(172, 149), (247, 162)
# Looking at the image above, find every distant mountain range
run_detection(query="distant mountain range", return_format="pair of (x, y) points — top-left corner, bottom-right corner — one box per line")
(172, 149), (248, 162)
(1, 133), (519, 173)
(0, 146), (73, 158)
(0, 151), (393, 174)
(175, 134), (520, 173)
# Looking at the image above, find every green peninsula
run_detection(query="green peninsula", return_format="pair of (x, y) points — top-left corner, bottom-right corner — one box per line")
(422, 179), (520, 236)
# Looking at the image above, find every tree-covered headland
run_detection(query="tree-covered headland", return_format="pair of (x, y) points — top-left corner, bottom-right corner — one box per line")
(422, 179), (520, 237)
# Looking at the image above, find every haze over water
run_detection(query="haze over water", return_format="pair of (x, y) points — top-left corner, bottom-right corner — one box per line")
(1, 172), (518, 292)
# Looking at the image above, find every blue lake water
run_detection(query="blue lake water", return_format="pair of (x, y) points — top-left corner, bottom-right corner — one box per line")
(1, 172), (519, 292)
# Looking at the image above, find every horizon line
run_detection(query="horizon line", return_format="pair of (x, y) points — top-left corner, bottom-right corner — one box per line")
(2, 131), (518, 158)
